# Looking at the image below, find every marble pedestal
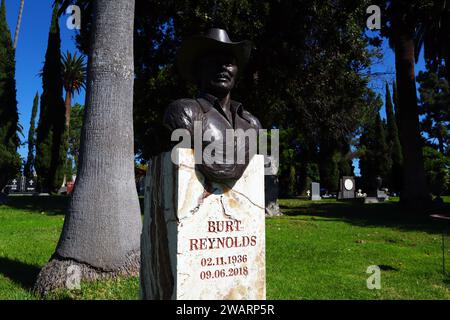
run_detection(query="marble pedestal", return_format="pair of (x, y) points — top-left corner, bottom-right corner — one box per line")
(140, 149), (266, 300)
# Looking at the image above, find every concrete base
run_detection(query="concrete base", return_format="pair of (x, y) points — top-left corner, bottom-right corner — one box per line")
(364, 197), (379, 204)
(364, 197), (389, 204)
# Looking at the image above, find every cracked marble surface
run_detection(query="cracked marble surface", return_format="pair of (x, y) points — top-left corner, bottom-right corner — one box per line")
(141, 148), (266, 300)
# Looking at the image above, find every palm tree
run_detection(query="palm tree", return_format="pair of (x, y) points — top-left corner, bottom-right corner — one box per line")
(61, 51), (86, 129)
(35, 0), (142, 296)
(61, 51), (86, 186)
(13, 0), (24, 49)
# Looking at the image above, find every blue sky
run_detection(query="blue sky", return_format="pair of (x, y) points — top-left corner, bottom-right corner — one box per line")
(4, 0), (84, 159)
(356, 30), (427, 175)
(4, 1), (427, 176)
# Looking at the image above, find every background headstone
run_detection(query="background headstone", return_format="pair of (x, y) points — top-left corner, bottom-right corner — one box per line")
(25, 178), (36, 193)
(337, 176), (355, 200)
(141, 149), (266, 300)
(311, 182), (321, 201)
(376, 189), (389, 201)
(265, 156), (281, 217)
(364, 177), (389, 203)
(9, 179), (18, 193)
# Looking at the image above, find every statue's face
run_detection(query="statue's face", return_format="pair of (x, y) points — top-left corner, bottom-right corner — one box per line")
(197, 52), (238, 96)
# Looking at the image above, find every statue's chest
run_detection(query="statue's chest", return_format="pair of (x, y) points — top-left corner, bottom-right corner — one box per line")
(200, 109), (253, 141)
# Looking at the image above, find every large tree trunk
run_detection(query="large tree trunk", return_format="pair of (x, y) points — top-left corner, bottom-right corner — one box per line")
(393, 21), (430, 208)
(35, 0), (142, 296)
(13, 0), (24, 49)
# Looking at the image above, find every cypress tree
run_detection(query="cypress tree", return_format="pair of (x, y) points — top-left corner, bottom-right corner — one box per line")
(24, 93), (39, 178)
(385, 82), (403, 192)
(377, 117), (391, 179)
(392, 81), (400, 139)
(0, 0), (21, 190)
(359, 107), (391, 192)
(35, 5), (66, 193)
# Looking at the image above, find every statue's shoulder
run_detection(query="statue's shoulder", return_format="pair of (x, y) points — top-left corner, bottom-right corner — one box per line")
(166, 98), (200, 113)
(241, 108), (263, 130)
(163, 98), (201, 131)
(168, 98), (199, 107)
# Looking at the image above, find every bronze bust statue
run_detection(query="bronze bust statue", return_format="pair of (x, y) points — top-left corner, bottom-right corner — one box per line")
(164, 28), (262, 182)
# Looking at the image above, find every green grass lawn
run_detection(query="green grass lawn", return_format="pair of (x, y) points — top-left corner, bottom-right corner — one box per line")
(0, 195), (449, 299)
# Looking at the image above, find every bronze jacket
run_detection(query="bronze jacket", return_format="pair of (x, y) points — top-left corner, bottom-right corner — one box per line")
(163, 93), (262, 182)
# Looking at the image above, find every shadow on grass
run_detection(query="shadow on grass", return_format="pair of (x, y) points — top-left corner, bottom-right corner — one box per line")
(4, 195), (69, 215)
(279, 200), (450, 235)
(3, 195), (147, 216)
(0, 257), (40, 290)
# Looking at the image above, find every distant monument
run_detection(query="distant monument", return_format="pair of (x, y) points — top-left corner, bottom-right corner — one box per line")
(311, 182), (321, 201)
(364, 176), (389, 203)
(25, 178), (36, 192)
(337, 176), (356, 200)
(4, 176), (36, 194)
(9, 178), (18, 193)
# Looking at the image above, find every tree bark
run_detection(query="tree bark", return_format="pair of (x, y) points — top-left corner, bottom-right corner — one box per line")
(393, 21), (430, 208)
(62, 90), (72, 186)
(13, 0), (24, 49)
(35, 0), (142, 295)
(64, 90), (72, 129)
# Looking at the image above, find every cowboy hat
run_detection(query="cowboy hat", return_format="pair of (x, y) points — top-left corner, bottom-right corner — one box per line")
(177, 28), (252, 82)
